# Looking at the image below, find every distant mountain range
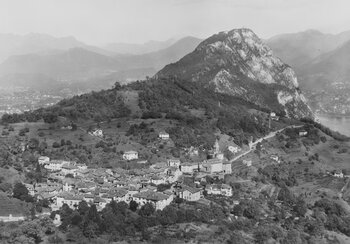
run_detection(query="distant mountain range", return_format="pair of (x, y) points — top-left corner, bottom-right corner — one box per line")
(267, 29), (350, 90)
(0, 33), (114, 63)
(2, 29), (350, 100)
(0, 34), (202, 90)
(103, 38), (178, 55)
(267, 29), (350, 71)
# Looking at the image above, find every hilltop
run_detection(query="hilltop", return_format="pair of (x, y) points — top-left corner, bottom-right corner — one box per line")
(157, 28), (313, 119)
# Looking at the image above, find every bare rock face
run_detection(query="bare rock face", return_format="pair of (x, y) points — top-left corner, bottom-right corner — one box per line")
(156, 28), (313, 119)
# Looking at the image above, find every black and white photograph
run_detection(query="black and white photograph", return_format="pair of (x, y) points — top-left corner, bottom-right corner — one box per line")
(0, 0), (350, 243)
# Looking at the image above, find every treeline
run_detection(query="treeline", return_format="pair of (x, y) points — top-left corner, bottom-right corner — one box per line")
(1, 89), (131, 124)
(301, 118), (350, 141)
(52, 199), (226, 242)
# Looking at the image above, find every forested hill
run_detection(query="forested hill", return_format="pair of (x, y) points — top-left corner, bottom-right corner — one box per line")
(1, 76), (282, 146)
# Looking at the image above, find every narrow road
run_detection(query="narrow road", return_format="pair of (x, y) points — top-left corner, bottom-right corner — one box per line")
(339, 177), (350, 199)
(230, 125), (303, 162)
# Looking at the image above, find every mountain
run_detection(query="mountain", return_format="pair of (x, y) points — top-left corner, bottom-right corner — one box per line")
(0, 36), (202, 87)
(0, 48), (121, 81)
(267, 29), (350, 71)
(157, 28), (313, 119)
(116, 36), (203, 72)
(0, 33), (114, 63)
(298, 40), (350, 90)
(104, 38), (177, 55)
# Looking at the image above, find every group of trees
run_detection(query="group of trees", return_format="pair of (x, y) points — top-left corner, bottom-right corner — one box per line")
(52, 199), (226, 242)
(0, 217), (56, 243)
(1, 89), (131, 124)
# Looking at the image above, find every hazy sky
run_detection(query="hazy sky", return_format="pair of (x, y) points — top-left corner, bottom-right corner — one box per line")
(1, 0), (350, 45)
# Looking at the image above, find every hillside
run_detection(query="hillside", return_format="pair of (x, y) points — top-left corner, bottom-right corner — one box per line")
(157, 28), (313, 119)
(299, 40), (350, 90)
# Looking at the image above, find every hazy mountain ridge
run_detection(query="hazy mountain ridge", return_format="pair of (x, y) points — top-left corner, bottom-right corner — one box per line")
(157, 28), (313, 119)
(104, 38), (178, 55)
(267, 29), (350, 71)
(0, 33), (115, 63)
(0, 36), (202, 89)
(0, 48), (122, 81)
(118, 36), (203, 71)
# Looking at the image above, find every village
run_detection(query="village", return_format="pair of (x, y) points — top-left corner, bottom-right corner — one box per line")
(19, 131), (239, 225)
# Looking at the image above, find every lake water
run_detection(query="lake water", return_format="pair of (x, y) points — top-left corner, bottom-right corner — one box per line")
(317, 114), (350, 137)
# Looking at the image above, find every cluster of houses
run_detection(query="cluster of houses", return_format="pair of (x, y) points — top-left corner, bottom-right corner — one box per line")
(26, 144), (237, 213)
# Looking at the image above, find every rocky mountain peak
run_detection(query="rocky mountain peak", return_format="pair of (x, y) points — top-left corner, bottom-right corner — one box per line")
(156, 28), (313, 119)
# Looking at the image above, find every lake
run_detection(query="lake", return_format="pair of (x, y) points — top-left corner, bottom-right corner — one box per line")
(317, 114), (350, 137)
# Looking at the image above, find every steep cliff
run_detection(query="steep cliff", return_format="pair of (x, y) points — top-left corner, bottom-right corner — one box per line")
(156, 28), (313, 119)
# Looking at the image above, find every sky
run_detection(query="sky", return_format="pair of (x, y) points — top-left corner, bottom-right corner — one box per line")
(1, 0), (350, 45)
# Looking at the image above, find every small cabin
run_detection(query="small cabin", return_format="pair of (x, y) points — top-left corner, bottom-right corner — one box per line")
(123, 151), (139, 161)
(159, 132), (170, 140)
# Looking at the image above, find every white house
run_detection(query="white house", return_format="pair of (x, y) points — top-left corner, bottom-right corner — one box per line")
(123, 151), (138, 161)
(180, 162), (199, 174)
(159, 132), (170, 140)
(132, 190), (173, 210)
(55, 193), (84, 209)
(228, 145), (241, 154)
(61, 163), (78, 176)
(299, 130), (308, 137)
(89, 129), (103, 138)
(176, 185), (201, 201)
(206, 184), (232, 197)
(38, 156), (50, 165)
(24, 183), (35, 196)
(150, 175), (165, 185)
(167, 159), (181, 168)
(334, 170), (344, 178)
(166, 167), (183, 183)
(202, 159), (223, 173)
(44, 160), (69, 171)
(223, 161), (232, 174)
(76, 163), (88, 170)
(111, 188), (129, 203)
(270, 112), (279, 121)
(270, 154), (280, 163)
(242, 160), (252, 167)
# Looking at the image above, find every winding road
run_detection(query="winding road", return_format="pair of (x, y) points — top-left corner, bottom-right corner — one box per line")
(230, 125), (303, 162)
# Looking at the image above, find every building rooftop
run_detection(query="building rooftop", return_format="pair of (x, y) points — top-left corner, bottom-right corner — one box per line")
(133, 190), (169, 201)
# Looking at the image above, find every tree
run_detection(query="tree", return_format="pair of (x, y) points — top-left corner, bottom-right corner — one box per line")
(139, 203), (155, 217)
(159, 206), (178, 225)
(52, 142), (60, 148)
(129, 200), (138, 212)
(114, 81), (122, 90)
(48, 234), (64, 244)
(293, 198), (307, 217)
(43, 113), (58, 123)
(13, 182), (31, 201)
(78, 200), (89, 216)
(28, 138), (39, 150)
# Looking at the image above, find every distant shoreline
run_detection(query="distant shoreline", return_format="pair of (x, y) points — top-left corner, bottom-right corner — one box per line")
(315, 113), (350, 119)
